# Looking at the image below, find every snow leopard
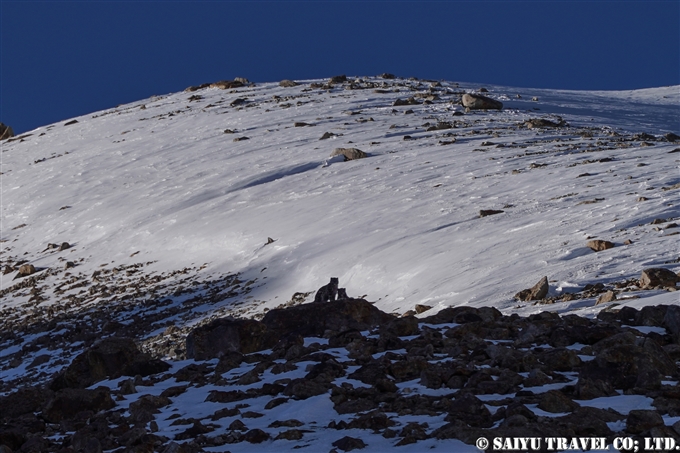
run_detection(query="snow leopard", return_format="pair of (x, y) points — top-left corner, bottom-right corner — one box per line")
(314, 277), (339, 303)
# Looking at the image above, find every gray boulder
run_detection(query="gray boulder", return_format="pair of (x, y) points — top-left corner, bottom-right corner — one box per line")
(462, 93), (503, 110)
(331, 148), (367, 161)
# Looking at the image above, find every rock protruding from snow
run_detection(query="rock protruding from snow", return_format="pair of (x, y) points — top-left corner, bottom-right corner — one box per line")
(596, 290), (617, 305)
(514, 276), (549, 301)
(211, 80), (246, 89)
(0, 122), (14, 140)
(331, 148), (368, 161)
(17, 263), (36, 278)
(329, 75), (348, 84)
(262, 298), (394, 338)
(461, 93), (503, 110)
(524, 118), (567, 128)
(640, 268), (679, 289)
(186, 299), (394, 360)
(279, 79), (298, 87)
(587, 239), (615, 252)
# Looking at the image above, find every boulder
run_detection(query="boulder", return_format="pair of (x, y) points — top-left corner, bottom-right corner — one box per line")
(51, 337), (170, 389)
(596, 290), (617, 305)
(330, 148), (367, 161)
(627, 410), (664, 434)
(184, 83), (211, 92)
(262, 298), (393, 338)
(479, 209), (504, 217)
(640, 268), (678, 289)
(332, 436), (367, 451)
(279, 79), (298, 87)
(515, 276), (549, 302)
(537, 390), (579, 413)
(393, 97), (419, 106)
(0, 387), (51, 420)
(446, 393), (493, 428)
(414, 304), (432, 314)
(461, 93), (503, 110)
(329, 75), (348, 84)
(524, 118), (566, 128)
(587, 240), (615, 252)
(17, 264), (36, 278)
(664, 305), (680, 341)
(186, 318), (277, 360)
(0, 123), (14, 141)
(244, 428), (270, 443)
(210, 80), (245, 89)
(43, 387), (115, 423)
(283, 378), (328, 399)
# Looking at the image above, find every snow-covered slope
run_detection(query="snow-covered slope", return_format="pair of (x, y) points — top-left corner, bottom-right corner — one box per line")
(2, 77), (678, 320)
(1, 75), (680, 453)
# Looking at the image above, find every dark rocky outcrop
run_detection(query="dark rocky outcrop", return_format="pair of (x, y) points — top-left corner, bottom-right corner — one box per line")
(186, 318), (276, 360)
(43, 387), (115, 423)
(262, 298), (394, 338)
(329, 75), (348, 84)
(51, 337), (170, 390)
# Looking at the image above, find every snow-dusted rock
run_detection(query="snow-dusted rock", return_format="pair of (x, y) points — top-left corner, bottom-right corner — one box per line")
(461, 93), (503, 110)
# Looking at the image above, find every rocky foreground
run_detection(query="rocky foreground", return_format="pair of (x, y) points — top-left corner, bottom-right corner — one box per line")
(2, 282), (680, 452)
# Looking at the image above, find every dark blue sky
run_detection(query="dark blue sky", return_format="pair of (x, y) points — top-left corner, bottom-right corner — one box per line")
(2, 1), (679, 134)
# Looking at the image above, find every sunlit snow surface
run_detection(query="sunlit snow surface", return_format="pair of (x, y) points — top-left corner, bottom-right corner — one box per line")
(2, 78), (677, 317)
(1, 78), (679, 451)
